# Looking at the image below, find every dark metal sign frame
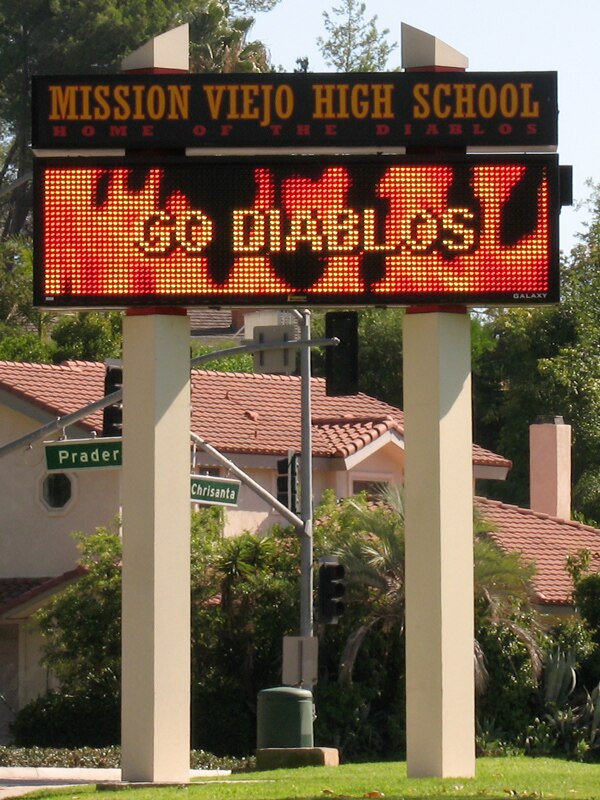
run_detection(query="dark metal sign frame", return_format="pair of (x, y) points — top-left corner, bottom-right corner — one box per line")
(32, 71), (558, 151)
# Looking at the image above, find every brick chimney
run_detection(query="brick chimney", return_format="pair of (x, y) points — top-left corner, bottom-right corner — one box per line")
(529, 416), (571, 519)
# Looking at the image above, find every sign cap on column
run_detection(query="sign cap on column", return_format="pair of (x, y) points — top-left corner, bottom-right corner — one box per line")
(401, 23), (468, 70)
(121, 23), (189, 72)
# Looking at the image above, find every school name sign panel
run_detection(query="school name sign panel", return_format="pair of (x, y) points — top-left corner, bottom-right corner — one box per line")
(32, 72), (558, 151)
(33, 155), (560, 309)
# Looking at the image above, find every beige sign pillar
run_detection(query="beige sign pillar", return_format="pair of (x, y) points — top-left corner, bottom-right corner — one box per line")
(403, 308), (475, 777)
(401, 24), (475, 779)
(120, 26), (192, 784)
(121, 310), (191, 782)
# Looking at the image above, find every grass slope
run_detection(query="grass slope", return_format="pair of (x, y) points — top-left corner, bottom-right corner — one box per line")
(11, 757), (600, 800)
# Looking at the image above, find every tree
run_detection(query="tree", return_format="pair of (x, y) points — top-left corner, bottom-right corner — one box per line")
(0, 236), (56, 360)
(356, 309), (404, 407)
(14, 510), (296, 752)
(0, 0), (183, 237)
(473, 523), (543, 735)
(0, 237), (38, 325)
(472, 185), (600, 521)
(0, 0), (277, 239)
(0, 326), (53, 362)
(316, 488), (538, 685)
(15, 492), (547, 757)
(229, 0), (280, 11)
(0, 0), (278, 363)
(50, 311), (122, 363)
(191, 340), (254, 372)
(317, 0), (397, 72)
(35, 525), (123, 695)
(187, 1), (271, 73)
(312, 308), (404, 407)
(191, 527), (299, 754)
(311, 488), (543, 755)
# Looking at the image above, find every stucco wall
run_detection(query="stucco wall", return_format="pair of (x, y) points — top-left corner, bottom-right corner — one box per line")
(1, 401), (406, 572)
(0, 625), (17, 744)
(0, 406), (120, 578)
(221, 442), (404, 536)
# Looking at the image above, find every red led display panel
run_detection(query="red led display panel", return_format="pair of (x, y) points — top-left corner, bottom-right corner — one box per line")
(34, 156), (559, 308)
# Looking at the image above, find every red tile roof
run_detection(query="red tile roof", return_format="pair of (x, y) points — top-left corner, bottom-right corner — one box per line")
(190, 370), (411, 458)
(0, 568), (85, 617)
(0, 360), (106, 431)
(475, 496), (600, 606)
(0, 360), (510, 466)
(0, 577), (50, 610)
(0, 359), (593, 609)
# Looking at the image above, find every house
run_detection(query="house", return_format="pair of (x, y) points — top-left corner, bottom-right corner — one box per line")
(474, 416), (600, 622)
(475, 495), (600, 619)
(0, 357), (510, 741)
(0, 358), (510, 580)
(188, 308), (244, 340)
(0, 360), (594, 741)
(0, 567), (83, 741)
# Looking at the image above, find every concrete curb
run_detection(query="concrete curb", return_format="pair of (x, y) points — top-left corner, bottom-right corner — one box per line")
(0, 767), (232, 798)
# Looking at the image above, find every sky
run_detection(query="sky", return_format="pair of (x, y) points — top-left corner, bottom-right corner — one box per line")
(251, 0), (599, 254)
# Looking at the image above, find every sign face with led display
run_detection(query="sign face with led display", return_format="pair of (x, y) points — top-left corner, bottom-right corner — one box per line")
(33, 155), (559, 309)
(31, 72), (558, 150)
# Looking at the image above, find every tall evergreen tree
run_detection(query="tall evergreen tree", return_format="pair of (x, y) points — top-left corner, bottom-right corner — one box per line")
(317, 0), (397, 72)
(187, 0), (270, 72)
(0, 0), (276, 239)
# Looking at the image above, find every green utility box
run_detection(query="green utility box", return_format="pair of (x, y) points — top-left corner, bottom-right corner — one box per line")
(257, 686), (314, 749)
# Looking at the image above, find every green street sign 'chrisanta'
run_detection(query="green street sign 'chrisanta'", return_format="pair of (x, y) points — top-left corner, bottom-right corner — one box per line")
(190, 475), (240, 508)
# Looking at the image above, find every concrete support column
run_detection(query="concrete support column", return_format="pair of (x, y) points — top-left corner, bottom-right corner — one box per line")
(121, 310), (191, 782)
(403, 309), (475, 778)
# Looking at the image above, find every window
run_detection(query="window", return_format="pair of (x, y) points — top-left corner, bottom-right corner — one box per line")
(352, 480), (389, 502)
(195, 467), (220, 477)
(42, 473), (72, 509)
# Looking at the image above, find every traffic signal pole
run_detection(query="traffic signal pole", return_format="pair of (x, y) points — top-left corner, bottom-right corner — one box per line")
(298, 310), (314, 638)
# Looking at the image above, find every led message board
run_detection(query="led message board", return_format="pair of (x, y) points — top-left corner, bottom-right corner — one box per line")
(32, 72), (558, 150)
(34, 156), (560, 309)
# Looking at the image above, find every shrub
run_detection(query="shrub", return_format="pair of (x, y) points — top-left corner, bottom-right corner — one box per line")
(476, 620), (539, 744)
(0, 746), (254, 771)
(575, 574), (600, 645)
(11, 688), (119, 748)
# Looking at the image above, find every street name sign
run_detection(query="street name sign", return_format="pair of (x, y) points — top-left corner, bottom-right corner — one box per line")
(45, 438), (122, 470)
(44, 441), (241, 507)
(190, 475), (241, 507)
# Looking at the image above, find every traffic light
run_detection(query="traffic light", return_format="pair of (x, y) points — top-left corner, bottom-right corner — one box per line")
(276, 452), (298, 512)
(325, 311), (359, 396)
(318, 561), (346, 625)
(102, 364), (123, 437)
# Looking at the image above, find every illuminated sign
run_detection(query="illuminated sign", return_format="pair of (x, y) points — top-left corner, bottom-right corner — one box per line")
(33, 156), (560, 309)
(31, 72), (558, 150)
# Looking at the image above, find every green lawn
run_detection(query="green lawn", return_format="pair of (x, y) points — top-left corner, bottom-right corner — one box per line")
(18, 757), (600, 800)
